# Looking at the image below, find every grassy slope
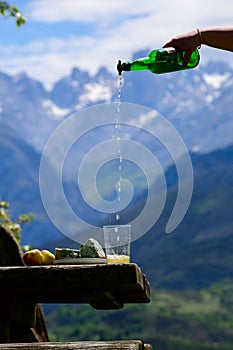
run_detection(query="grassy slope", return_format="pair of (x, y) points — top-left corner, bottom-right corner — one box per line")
(43, 279), (233, 349)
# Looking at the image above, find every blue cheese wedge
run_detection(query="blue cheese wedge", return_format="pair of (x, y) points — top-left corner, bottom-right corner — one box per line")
(80, 238), (105, 258)
(55, 248), (81, 260)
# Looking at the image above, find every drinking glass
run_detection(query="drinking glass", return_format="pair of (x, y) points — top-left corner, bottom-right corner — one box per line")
(103, 224), (131, 264)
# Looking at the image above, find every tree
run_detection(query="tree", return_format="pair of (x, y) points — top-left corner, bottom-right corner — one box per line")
(0, 200), (34, 244)
(0, 1), (25, 26)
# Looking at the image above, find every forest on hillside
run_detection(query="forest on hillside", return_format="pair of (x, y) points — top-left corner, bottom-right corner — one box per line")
(43, 279), (233, 350)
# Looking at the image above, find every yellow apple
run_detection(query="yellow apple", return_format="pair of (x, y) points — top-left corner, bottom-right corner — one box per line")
(23, 249), (43, 266)
(41, 249), (55, 265)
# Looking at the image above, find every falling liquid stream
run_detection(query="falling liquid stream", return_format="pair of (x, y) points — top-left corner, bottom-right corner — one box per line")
(115, 74), (124, 221)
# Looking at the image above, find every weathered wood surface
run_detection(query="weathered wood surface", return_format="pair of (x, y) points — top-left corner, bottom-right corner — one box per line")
(0, 263), (150, 309)
(0, 226), (49, 343)
(0, 340), (152, 349)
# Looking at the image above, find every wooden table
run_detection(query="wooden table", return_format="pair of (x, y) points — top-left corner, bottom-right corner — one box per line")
(0, 227), (152, 347)
(0, 263), (150, 310)
(0, 263), (151, 345)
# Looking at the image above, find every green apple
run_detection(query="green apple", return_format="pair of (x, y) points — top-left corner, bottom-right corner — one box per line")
(41, 249), (55, 265)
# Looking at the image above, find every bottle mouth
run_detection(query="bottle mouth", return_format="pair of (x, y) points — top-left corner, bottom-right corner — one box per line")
(117, 60), (123, 75)
(117, 60), (131, 74)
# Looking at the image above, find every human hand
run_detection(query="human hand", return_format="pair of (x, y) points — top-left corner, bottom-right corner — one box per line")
(163, 29), (201, 65)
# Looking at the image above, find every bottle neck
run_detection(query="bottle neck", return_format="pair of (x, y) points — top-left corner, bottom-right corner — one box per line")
(121, 57), (151, 72)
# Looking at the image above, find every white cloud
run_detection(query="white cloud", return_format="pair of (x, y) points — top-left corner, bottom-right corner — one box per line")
(27, 0), (162, 24)
(203, 73), (231, 89)
(27, 0), (233, 27)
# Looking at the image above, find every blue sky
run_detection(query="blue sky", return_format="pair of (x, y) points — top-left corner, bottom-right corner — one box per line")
(0, 0), (232, 88)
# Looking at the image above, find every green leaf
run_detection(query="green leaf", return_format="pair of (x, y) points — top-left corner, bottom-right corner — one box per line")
(0, 2), (26, 26)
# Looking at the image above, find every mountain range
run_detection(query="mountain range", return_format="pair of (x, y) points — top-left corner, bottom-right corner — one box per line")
(0, 55), (232, 289)
(0, 52), (232, 153)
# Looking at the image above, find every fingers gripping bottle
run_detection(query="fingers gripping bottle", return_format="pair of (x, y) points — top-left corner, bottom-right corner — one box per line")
(117, 47), (200, 75)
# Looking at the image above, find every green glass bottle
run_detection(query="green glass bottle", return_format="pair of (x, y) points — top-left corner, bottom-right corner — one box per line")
(117, 47), (200, 75)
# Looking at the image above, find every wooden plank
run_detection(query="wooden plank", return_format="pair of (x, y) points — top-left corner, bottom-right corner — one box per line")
(87, 290), (123, 310)
(0, 264), (143, 292)
(0, 264), (150, 308)
(119, 274), (150, 304)
(0, 340), (144, 349)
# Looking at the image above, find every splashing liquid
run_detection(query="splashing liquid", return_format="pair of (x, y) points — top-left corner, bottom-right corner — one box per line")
(115, 74), (124, 222)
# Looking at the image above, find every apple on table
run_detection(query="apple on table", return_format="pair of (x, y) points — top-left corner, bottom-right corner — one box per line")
(23, 249), (55, 266)
(23, 249), (43, 266)
(41, 249), (55, 265)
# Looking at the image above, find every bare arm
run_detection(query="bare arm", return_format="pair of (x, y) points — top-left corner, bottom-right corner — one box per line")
(201, 27), (233, 51)
(163, 27), (233, 65)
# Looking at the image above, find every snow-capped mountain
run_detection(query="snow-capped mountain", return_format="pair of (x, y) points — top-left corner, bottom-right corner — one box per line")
(0, 55), (232, 153)
(0, 66), (117, 151)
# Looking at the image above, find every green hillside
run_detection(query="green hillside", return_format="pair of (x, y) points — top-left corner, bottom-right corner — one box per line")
(43, 278), (233, 349)
(133, 146), (233, 290)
